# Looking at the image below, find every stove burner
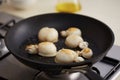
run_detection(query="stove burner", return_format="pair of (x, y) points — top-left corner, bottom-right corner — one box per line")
(33, 72), (89, 80)
(32, 66), (101, 80)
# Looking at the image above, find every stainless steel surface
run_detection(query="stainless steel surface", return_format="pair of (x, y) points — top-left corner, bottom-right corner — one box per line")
(0, 39), (9, 58)
(0, 29), (7, 37)
(107, 46), (120, 60)
(0, 12), (22, 23)
(0, 54), (39, 80)
(111, 68), (120, 80)
(34, 72), (89, 80)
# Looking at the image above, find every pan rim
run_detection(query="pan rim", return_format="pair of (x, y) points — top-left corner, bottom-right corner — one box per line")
(5, 13), (115, 67)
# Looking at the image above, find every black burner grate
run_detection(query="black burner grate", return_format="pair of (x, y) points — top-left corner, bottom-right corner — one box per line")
(0, 20), (15, 60)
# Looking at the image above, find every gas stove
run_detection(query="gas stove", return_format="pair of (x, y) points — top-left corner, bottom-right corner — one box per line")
(0, 12), (120, 80)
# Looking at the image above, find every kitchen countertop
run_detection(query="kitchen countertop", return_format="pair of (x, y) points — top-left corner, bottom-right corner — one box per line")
(0, 0), (120, 46)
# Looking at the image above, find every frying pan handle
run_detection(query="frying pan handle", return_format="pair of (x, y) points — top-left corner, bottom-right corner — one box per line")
(83, 68), (104, 80)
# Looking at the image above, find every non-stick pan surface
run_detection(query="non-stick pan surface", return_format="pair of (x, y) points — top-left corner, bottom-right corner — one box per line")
(5, 13), (114, 69)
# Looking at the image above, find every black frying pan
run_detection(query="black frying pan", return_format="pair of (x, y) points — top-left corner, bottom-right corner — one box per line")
(5, 13), (114, 80)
